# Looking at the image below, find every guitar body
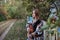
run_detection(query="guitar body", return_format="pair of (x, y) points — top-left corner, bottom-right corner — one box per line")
(29, 24), (34, 33)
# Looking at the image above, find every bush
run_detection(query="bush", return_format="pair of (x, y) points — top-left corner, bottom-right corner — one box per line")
(0, 14), (6, 22)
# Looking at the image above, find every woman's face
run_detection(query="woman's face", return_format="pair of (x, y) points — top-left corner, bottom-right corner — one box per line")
(32, 11), (35, 18)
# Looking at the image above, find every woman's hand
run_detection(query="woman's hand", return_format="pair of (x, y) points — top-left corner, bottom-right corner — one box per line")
(27, 27), (30, 32)
(31, 32), (36, 37)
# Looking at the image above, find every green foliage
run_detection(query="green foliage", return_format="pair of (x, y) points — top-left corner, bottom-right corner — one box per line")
(57, 13), (60, 26)
(22, 0), (51, 20)
(0, 14), (6, 22)
(7, 6), (17, 18)
(0, 0), (59, 21)
(0, 0), (28, 20)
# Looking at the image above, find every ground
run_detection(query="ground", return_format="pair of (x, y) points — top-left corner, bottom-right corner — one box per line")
(0, 19), (27, 40)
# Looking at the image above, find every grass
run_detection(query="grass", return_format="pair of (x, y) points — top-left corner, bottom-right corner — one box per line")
(4, 19), (27, 40)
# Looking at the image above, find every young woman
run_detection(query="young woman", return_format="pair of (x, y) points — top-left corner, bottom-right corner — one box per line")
(27, 8), (43, 40)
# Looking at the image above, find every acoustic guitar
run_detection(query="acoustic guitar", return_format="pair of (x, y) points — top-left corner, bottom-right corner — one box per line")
(29, 24), (34, 34)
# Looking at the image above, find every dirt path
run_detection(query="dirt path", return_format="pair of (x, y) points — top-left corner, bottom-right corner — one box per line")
(0, 20), (16, 40)
(0, 21), (9, 26)
(0, 20), (12, 30)
(0, 21), (6, 25)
